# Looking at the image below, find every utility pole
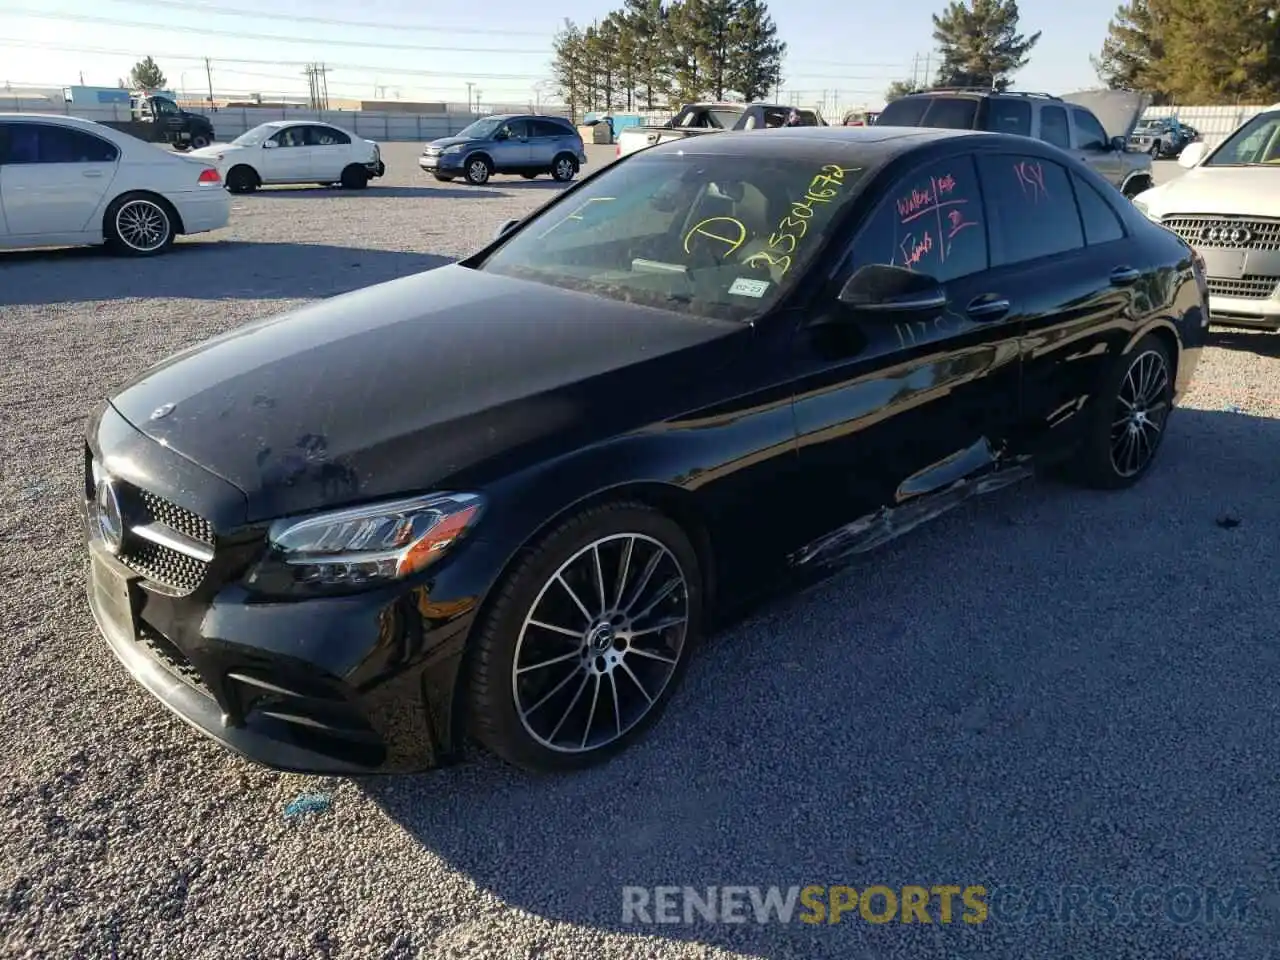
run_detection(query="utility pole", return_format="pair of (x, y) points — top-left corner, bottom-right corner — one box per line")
(465, 81), (474, 112)
(475, 88), (482, 112)
(923, 52), (931, 88)
(911, 52), (920, 87)
(204, 57), (215, 109)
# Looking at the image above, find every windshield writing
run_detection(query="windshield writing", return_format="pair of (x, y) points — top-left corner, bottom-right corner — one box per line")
(480, 153), (869, 320)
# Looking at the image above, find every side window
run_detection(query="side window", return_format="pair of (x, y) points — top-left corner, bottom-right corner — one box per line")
(7, 124), (120, 163)
(503, 120), (530, 138)
(985, 99), (1032, 137)
(1072, 172), (1125, 245)
(271, 127), (304, 147)
(850, 154), (988, 284)
(976, 154), (1084, 265)
(762, 108), (788, 128)
(920, 98), (978, 130)
(1037, 106), (1070, 149)
(797, 111), (820, 126)
(1072, 108), (1109, 151)
(532, 119), (567, 138)
(308, 126), (350, 146)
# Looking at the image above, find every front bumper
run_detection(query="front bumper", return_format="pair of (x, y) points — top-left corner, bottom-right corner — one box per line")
(82, 403), (484, 775)
(419, 151), (463, 172)
(1205, 288), (1280, 330)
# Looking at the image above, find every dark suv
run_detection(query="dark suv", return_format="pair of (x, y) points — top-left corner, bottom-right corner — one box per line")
(877, 88), (1154, 198)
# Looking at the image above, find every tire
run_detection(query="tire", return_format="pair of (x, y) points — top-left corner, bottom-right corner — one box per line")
(466, 501), (704, 773)
(226, 165), (259, 194)
(1067, 333), (1175, 490)
(340, 164), (369, 189)
(464, 155), (493, 185)
(432, 174), (455, 182)
(190, 133), (212, 150)
(1149, 141), (1162, 158)
(104, 193), (175, 257)
(521, 172), (538, 179)
(551, 153), (578, 182)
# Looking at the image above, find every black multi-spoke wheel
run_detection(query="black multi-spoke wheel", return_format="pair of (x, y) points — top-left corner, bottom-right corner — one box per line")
(1069, 333), (1175, 489)
(467, 502), (703, 772)
(1109, 348), (1171, 478)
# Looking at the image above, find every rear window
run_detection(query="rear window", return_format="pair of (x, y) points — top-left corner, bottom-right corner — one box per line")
(921, 98), (979, 129)
(877, 97), (931, 127)
(985, 99), (1032, 136)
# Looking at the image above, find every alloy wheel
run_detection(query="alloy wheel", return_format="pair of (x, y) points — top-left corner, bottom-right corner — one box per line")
(468, 160), (490, 184)
(554, 158), (574, 180)
(1110, 349), (1171, 478)
(511, 533), (690, 754)
(115, 200), (170, 253)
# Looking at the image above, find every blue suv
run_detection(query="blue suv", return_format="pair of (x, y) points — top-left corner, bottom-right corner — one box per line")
(420, 114), (588, 185)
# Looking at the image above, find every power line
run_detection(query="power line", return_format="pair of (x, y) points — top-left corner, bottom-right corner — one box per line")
(0, 39), (916, 83)
(85, 0), (550, 38)
(0, 8), (550, 55)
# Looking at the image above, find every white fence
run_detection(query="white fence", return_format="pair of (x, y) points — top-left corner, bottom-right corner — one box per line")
(0, 98), (575, 143)
(1138, 104), (1272, 148)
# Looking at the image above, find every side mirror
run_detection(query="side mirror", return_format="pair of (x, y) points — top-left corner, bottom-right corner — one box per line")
(494, 218), (520, 240)
(1110, 135), (1128, 152)
(1178, 141), (1207, 168)
(838, 264), (947, 312)
(262, 140), (278, 149)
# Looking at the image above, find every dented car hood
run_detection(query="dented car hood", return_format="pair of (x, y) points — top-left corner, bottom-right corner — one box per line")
(107, 265), (742, 522)
(1061, 89), (1152, 141)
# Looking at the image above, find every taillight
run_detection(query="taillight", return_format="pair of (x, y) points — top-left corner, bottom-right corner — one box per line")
(197, 167), (221, 185)
(616, 143), (621, 157)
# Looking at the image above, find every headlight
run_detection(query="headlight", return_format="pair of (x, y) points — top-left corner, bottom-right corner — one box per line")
(245, 492), (483, 595)
(443, 143), (465, 155)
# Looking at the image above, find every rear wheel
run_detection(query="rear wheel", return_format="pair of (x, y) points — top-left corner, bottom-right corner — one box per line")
(104, 193), (175, 257)
(551, 153), (578, 182)
(190, 133), (212, 150)
(340, 164), (369, 189)
(1068, 334), (1174, 489)
(226, 165), (259, 194)
(466, 502), (703, 773)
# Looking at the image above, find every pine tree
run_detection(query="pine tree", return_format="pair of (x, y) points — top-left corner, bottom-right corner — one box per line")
(665, 0), (708, 103)
(551, 19), (587, 119)
(129, 56), (166, 91)
(931, 0), (1040, 91)
(622, 0), (672, 110)
(727, 0), (785, 101)
(1148, 0), (1280, 103)
(1091, 0), (1166, 96)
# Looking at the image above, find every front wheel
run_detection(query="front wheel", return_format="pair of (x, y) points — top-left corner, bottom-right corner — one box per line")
(466, 502), (703, 773)
(465, 156), (493, 185)
(1068, 334), (1174, 489)
(226, 165), (259, 194)
(1149, 141), (1162, 157)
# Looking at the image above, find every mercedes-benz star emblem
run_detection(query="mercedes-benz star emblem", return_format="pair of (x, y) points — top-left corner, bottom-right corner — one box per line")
(1199, 223), (1253, 246)
(96, 476), (124, 555)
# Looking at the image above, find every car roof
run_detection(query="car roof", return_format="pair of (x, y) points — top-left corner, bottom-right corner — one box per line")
(0, 112), (107, 126)
(644, 124), (983, 160)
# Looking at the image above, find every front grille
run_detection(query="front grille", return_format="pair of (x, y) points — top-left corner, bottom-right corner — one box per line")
(137, 489), (216, 545)
(1161, 216), (1280, 252)
(1206, 276), (1279, 299)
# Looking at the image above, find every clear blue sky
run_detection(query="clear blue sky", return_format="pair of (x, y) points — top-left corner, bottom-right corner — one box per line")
(0, 0), (1120, 111)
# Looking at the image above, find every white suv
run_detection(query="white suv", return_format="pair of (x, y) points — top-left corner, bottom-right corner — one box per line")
(1133, 106), (1280, 331)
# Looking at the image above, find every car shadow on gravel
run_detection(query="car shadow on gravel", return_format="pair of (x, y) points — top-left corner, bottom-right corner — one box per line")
(0, 241), (450, 305)
(363, 405), (1279, 958)
(1207, 328), (1280, 358)
(246, 186), (514, 200)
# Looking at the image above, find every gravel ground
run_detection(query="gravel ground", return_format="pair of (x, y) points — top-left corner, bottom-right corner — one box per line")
(3, 146), (1280, 960)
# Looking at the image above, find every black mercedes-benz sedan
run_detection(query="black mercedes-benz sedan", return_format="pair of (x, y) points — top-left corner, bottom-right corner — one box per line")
(84, 126), (1208, 776)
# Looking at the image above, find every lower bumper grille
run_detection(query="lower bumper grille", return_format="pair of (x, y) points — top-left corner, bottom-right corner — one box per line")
(1206, 276), (1279, 299)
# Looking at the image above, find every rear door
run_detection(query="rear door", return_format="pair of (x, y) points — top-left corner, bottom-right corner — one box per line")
(972, 151), (1140, 457)
(0, 121), (119, 237)
(306, 124), (353, 181)
(789, 152), (1025, 561)
(529, 118), (570, 166)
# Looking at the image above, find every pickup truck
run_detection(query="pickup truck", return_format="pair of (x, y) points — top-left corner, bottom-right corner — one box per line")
(99, 94), (216, 152)
(615, 101), (825, 157)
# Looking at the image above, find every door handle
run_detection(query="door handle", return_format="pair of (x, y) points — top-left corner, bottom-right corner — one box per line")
(1110, 266), (1141, 285)
(966, 295), (1010, 320)
(82, 169), (104, 177)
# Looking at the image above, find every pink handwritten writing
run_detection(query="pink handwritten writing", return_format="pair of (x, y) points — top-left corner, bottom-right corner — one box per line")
(947, 208), (979, 239)
(899, 231), (934, 269)
(1013, 161), (1047, 200)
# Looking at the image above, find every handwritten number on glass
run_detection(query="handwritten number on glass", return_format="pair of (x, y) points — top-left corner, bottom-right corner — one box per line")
(1013, 161), (1047, 201)
(744, 164), (861, 277)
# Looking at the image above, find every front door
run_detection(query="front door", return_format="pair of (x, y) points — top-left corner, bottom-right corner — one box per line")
(491, 119), (532, 168)
(1070, 106), (1124, 187)
(0, 121), (118, 237)
(263, 126), (313, 181)
(789, 153), (1025, 564)
(973, 152), (1150, 457)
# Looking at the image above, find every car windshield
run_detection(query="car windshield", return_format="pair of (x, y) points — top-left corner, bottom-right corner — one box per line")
(232, 124), (279, 146)
(477, 149), (870, 321)
(1205, 111), (1280, 166)
(455, 117), (506, 139)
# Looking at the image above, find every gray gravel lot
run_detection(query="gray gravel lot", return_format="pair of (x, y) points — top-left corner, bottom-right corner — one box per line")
(3, 145), (1280, 960)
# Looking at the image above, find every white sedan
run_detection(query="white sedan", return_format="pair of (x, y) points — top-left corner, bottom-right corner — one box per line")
(0, 113), (230, 256)
(189, 120), (386, 193)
